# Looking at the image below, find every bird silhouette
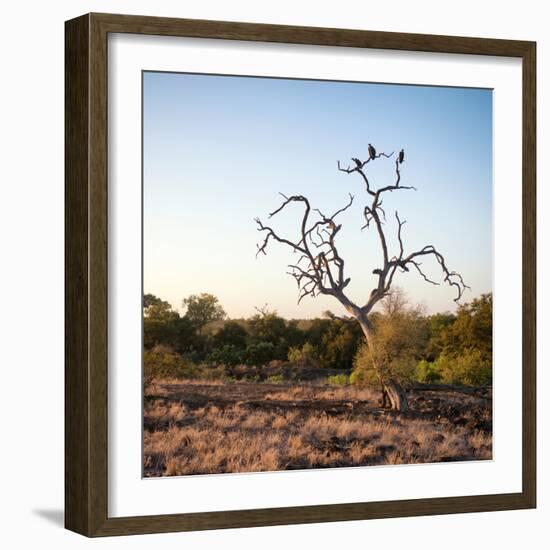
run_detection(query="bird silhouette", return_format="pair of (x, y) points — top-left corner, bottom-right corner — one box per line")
(398, 149), (405, 164)
(351, 157), (362, 168)
(368, 143), (376, 160)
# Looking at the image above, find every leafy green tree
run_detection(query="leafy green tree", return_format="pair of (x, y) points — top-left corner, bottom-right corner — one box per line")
(304, 317), (364, 370)
(282, 319), (306, 350)
(248, 310), (287, 345)
(413, 294), (492, 386)
(182, 293), (226, 332)
(305, 318), (331, 348)
(171, 317), (201, 354)
(245, 342), (276, 366)
(144, 318), (174, 349)
(420, 293), (493, 386)
(143, 293), (162, 308)
(143, 294), (204, 352)
(143, 294), (182, 349)
(213, 321), (248, 349)
(247, 309), (293, 360)
(207, 344), (245, 367)
(143, 294), (178, 321)
(424, 312), (456, 361)
(318, 319), (363, 369)
(440, 293), (492, 361)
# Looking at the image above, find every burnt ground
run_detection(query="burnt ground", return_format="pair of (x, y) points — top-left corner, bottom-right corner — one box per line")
(145, 381), (492, 431)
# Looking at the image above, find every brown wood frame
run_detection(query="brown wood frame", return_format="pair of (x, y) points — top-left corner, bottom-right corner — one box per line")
(65, 12), (537, 537)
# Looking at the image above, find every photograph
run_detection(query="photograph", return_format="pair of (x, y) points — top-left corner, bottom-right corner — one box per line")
(142, 71), (493, 478)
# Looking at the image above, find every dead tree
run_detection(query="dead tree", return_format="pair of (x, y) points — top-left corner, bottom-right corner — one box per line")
(255, 147), (468, 412)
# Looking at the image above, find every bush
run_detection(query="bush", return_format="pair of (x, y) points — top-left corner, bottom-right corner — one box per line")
(327, 374), (349, 386)
(438, 294), (492, 363)
(206, 344), (244, 367)
(213, 321), (248, 349)
(143, 345), (199, 385)
(245, 342), (276, 366)
(349, 369), (366, 386)
(287, 342), (317, 366)
(350, 298), (426, 387)
(351, 344), (380, 387)
(415, 359), (442, 383)
(352, 343), (416, 388)
(248, 312), (287, 346)
(435, 350), (492, 386)
(199, 364), (229, 382)
(304, 318), (363, 369)
(266, 374), (284, 384)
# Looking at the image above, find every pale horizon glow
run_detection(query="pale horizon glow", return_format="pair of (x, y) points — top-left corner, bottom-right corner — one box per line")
(143, 72), (492, 319)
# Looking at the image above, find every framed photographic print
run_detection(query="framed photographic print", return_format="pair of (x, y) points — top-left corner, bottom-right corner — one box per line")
(65, 13), (536, 537)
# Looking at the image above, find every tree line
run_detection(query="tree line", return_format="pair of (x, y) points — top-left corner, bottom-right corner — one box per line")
(143, 291), (492, 387)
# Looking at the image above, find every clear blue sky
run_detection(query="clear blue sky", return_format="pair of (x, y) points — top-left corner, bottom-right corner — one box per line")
(143, 71), (492, 319)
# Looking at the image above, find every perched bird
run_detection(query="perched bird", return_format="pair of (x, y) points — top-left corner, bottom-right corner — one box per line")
(372, 268), (383, 276)
(368, 143), (376, 160)
(351, 157), (362, 168)
(398, 149), (405, 164)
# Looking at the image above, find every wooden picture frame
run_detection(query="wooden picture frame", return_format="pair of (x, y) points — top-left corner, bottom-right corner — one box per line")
(65, 12), (536, 537)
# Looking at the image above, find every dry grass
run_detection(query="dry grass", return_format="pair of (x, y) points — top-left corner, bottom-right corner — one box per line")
(264, 385), (377, 403)
(143, 380), (492, 477)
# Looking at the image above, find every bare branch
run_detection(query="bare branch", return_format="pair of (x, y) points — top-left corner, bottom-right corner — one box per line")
(268, 193), (305, 218)
(375, 160), (417, 195)
(395, 211), (406, 259)
(254, 217), (306, 258)
(257, 144), (468, 316)
(338, 150), (470, 313)
(338, 161), (376, 196)
(255, 191), (356, 304)
(378, 200), (386, 222)
(410, 261), (440, 286)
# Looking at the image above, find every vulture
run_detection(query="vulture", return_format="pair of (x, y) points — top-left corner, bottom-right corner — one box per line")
(368, 143), (376, 160)
(351, 157), (362, 168)
(398, 149), (405, 164)
(372, 268), (383, 276)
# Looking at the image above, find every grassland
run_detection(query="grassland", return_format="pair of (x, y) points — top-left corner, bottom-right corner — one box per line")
(143, 380), (492, 477)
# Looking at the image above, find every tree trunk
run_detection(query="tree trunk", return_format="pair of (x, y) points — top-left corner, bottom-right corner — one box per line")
(357, 315), (409, 413)
(383, 380), (409, 412)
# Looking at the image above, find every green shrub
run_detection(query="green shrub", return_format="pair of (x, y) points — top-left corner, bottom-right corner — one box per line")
(415, 359), (442, 383)
(206, 344), (244, 367)
(303, 317), (363, 370)
(349, 369), (366, 386)
(435, 350), (491, 386)
(350, 299), (426, 388)
(266, 374), (284, 384)
(351, 344), (378, 387)
(287, 342), (317, 366)
(143, 345), (199, 384)
(245, 342), (276, 366)
(213, 321), (248, 349)
(327, 374), (349, 386)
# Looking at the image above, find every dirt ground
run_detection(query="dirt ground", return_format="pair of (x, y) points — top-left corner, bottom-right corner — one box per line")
(143, 380), (492, 477)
